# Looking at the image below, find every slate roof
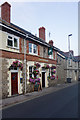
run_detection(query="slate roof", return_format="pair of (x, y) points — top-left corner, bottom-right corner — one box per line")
(0, 18), (59, 51)
(74, 56), (80, 62)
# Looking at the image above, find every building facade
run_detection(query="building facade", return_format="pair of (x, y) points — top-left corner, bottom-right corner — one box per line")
(56, 50), (67, 84)
(56, 49), (78, 84)
(0, 2), (57, 99)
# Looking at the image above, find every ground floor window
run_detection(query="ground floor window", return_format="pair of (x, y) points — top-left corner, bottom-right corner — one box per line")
(29, 66), (33, 78)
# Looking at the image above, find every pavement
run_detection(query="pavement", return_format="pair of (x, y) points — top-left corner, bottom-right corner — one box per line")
(0, 81), (78, 110)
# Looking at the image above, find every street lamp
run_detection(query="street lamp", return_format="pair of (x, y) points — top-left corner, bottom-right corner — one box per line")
(68, 34), (72, 52)
(67, 34), (72, 83)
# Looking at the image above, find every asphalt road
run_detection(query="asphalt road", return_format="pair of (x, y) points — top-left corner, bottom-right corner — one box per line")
(2, 82), (80, 118)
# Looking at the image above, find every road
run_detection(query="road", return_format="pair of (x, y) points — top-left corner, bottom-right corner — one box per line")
(2, 82), (80, 118)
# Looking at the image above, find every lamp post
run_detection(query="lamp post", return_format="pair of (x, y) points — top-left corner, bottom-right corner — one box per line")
(67, 34), (72, 83)
(68, 34), (72, 52)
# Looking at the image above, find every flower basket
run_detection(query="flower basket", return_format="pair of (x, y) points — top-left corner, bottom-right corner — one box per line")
(29, 78), (35, 84)
(51, 70), (56, 74)
(34, 63), (41, 68)
(51, 66), (56, 69)
(29, 78), (40, 84)
(12, 60), (23, 70)
(33, 70), (39, 75)
(43, 64), (50, 69)
(48, 75), (55, 80)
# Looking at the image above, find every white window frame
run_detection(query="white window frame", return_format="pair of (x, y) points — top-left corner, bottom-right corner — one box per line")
(29, 43), (38, 55)
(7, 33), (19, 49)
(29, 66), (34, 78)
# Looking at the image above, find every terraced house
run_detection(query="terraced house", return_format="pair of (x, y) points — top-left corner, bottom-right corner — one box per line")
(0, 2), (57, 99)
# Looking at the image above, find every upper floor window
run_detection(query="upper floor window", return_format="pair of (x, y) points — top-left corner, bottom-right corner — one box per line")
(33, 44), (37, 54)
(29, 43), (32, 53)
(7, 34), (19, 49)
(68, 58), (72, 67)
(29, 43), (37, 55)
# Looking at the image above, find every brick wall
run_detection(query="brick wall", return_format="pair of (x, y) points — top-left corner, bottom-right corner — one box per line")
(0, 50), (57, 64)
(1, 2), (11, 23)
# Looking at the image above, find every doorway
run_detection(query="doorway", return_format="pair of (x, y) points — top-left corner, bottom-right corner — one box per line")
(42, 72), (45, 87)
(11, 73), (18, 95)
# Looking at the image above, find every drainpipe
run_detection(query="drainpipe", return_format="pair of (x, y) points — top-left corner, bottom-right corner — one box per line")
(24, 34), (28, 94)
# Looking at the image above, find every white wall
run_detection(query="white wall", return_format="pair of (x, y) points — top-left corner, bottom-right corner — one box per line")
(0, 30), (20, 53)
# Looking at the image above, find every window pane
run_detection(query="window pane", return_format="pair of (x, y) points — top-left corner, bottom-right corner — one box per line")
(29, 43), (32, 53)
(29, 66), (32, 72)
(33, 44), (37, 54)
(14, 38), (18, 47)
(7, 39), (13, 47)
(29, 74), (32, 78)
(29, 66), (33, 78)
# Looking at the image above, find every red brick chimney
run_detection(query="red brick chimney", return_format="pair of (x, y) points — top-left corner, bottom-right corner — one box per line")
(1, 2), (11, 23)
(39, 27), (45, 41)
(49, 40), (53, 46)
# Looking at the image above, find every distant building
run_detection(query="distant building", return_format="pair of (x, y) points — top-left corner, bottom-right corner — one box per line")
(56, 50), (67, 84)
(56, 49), (78, 83)
(64, 50), (78, 82)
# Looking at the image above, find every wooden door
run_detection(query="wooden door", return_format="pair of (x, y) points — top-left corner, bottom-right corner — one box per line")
(11, 73), (18, 95)
(42, 72), (45, 87)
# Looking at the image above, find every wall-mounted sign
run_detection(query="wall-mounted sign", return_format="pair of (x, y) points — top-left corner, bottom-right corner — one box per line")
(39, 59), (48, 62)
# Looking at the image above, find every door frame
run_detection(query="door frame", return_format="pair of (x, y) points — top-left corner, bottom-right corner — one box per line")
(42, 72), (45, 87)
(11, 72), (18, 95)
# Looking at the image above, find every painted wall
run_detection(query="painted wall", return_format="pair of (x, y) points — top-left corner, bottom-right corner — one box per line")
(0, 30), (20, 53)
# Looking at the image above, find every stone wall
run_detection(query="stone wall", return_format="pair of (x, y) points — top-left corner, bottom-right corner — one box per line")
(48, 79), (57, 87)
(2, 58), (9, 99)
(57, 56), (67, 84)
(0, 58), (2, 99)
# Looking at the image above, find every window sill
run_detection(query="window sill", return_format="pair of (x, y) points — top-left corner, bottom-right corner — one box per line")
(29, 52), (38, 56)
(7, 45), (19, 50)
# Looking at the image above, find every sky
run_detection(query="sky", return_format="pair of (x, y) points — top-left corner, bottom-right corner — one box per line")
(0, 0), (79, 56)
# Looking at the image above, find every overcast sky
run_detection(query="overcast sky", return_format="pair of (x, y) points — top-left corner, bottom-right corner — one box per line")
(0, 0), (79, 56)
